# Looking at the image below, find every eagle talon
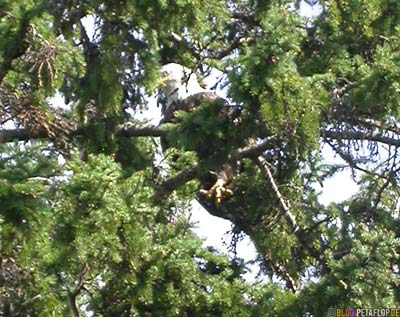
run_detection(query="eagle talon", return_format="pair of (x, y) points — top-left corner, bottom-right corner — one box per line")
(199, 178), (233, 205)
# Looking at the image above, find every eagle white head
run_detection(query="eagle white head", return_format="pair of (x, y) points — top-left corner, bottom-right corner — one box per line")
(159, 63), (205, 109)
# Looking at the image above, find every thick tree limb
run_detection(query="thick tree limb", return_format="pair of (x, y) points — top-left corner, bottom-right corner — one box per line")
(154, 165), (200, 201)
(352, 117), (400, 135)
(0, 16), (31, 84)
(5, 119), (399, 151)
(0, 128), (42, 143)
(234, 137), (276, 159)
(68, 291), (80, 317)
(116, 122), (166, 138)
(0, 123), (166, 143)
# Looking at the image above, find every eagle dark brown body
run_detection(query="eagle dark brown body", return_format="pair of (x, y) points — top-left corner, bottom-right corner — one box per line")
(158, 64), (239, 206)
(161, 92), (229, 123)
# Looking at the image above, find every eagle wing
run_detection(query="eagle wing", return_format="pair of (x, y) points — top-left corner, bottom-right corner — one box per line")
(160, 85), (239, 205)
(162, 92), (225, 122)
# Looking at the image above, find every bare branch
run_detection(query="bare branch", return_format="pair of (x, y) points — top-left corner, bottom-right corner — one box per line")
(20, 288), (67, 308)
(255, 155), (324, 263)
(322, 129), (400, 147)
(68, 263), (89, 317)
(325, 139), (393, 180)
(255, 155), (299, 233)
(234, 136), (277, 159)
(168, 32), (202, 61)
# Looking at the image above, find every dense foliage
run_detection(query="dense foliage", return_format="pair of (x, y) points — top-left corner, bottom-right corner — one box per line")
(0, 0), (399, 315)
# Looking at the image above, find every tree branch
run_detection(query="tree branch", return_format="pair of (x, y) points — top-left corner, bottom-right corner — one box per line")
(325, 139), (396, 182)
(154, 137), (277, 200)
(255, 155), (323, 263)
(207, 36), (251, 60)
(154, 165), (200, 201)
(20, 288), (67, 308)
(352, 117), (400, 135)
(116, 122), (166, 138)
(234, 136), (276, 160)
(68, 263), (89, 317)
(68, 291), (80, 317)
(322, 128), (400, 147)
(0, 122), (166, 143)
(231, 12), (260, 26)
(255, 156), (299, 233)
(0, 128), (39, 143)
(168, 31), (251, 61)
(0, 3), (45, 84)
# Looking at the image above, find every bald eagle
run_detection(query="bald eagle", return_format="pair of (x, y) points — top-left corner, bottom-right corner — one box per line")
(158, 63), (237, 205)
(158, 63), (205, 110)
(158, 63), (229, 123)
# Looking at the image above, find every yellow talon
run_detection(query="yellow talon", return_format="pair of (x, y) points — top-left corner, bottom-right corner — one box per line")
(199, 179), (233, 205)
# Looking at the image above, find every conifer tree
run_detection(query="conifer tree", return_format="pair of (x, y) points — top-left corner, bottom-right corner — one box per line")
(0, 0), (399, 315)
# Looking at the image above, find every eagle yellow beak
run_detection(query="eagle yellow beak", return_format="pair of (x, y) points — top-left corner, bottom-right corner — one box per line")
(156, 72), (170, 88)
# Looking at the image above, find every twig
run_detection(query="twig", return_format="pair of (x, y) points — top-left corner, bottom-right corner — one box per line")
(168, 31), (251, 61)
(255, 155), (299, 233)
(255, 155), (324, 263)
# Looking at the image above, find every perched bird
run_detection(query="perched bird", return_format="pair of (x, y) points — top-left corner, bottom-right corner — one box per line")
(158, 63), (229, 123)
(158, 63), (237, 204)
(304, 0), (319, 6)
(158, 63), (205, 110)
